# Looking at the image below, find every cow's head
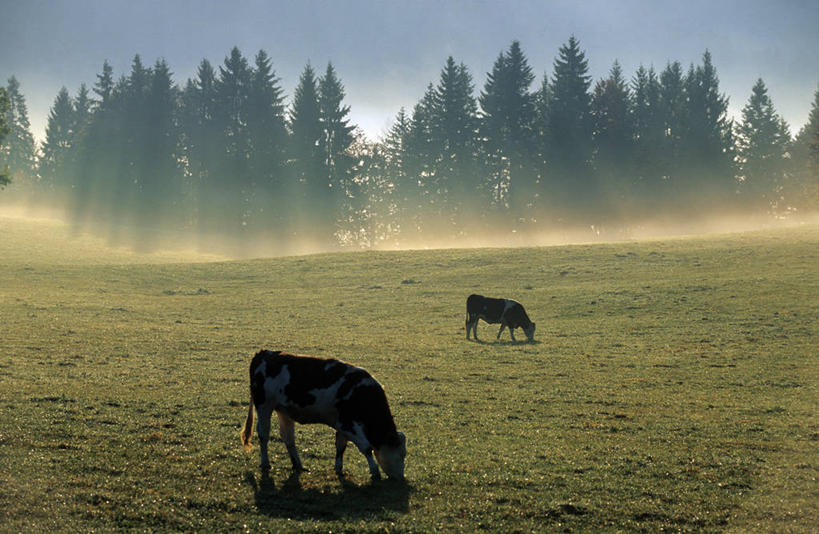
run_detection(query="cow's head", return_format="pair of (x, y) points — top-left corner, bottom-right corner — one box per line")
(375, 431), (407, 480)
(524, 322), (536, 341)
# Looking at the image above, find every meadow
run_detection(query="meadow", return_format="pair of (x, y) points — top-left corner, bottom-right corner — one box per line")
(0, 215), (816, 532)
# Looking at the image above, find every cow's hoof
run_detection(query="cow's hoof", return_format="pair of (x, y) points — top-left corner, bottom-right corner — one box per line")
(370, 471), (382, 481)
(260, 462), (271, 471)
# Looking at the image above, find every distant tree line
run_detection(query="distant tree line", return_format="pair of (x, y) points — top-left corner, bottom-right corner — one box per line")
(2, 38), (818, 252)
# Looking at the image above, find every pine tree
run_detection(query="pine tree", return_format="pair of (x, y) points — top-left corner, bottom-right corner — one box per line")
(136, 58), (180, 241)
(431, 56), (478, 230)
(547, 36), (594, 215)
(591, 61), (634, 214)
(246, 50), (288, 237)
(288, 62), (323, 244)
(111, 55), (152, 232)
(0, 87), (10, 188)
(73, 84), (92, 136)
(381, 107), (414, 241)
(788, 85), (819, 210)
(658, 61), (686, 193)
(180, 59), (221, 240)
(680, 51), (736, 208)
(38, 87), (75, 196)
(532, 71), (552, 212)
(480, 40), (536, 218)
(215, 47), (252, 237)
(404, 84), (438, 234)
(736, 78), (791, 212)
(318, 62), (356, 244)
(68, 61), (120, 228)
(93, 60), (115, 106)
(0, 77), (37, 195)
(631, 65), (665, 206)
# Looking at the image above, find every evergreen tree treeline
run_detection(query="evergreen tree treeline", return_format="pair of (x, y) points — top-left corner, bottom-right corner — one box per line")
(2, 40), (818, 252)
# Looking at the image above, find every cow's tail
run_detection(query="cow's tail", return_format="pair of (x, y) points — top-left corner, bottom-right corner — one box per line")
(240, 395), (255, 451)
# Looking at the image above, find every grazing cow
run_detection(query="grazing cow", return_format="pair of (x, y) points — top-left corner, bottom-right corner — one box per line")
(466, 294), (536, 342)
(240, 350), (406, 480)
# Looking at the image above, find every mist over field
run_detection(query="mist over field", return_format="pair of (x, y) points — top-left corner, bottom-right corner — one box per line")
(1, 3), (818, 256)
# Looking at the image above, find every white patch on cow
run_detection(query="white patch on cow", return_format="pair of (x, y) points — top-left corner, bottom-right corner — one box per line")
(341, 373), (378, 401)
(262, 364), (291, 405)
(296, 375), (347, 425)
(344, 421), (372, 452)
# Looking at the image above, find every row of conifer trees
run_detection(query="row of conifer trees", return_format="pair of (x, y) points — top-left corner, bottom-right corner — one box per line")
(1, 38), (817, 252)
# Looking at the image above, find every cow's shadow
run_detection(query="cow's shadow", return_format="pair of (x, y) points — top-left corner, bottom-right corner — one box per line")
(244, 469), (412, 520)
(470, 338), (542, 346)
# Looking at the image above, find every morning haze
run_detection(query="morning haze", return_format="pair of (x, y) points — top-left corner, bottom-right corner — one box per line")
(0, 0), (817, 254)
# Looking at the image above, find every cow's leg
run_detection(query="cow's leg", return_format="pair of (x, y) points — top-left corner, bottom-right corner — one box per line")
(277, 411), (304, 471)
(509, 327), (516, 342)
(497, 323), (505, 339)
(334, 431), (348, 475)
(345, 429), (381, 480)
(467, 316), (478, 340)
(362, 448), (381, 480)
(256, 404), (273, 470)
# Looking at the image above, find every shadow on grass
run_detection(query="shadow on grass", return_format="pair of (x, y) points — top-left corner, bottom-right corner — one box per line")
(470, 338), (542, 346)
(244, 469), (412, 520)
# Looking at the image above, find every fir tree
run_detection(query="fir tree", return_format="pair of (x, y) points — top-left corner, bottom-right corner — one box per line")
(788, 85), (819, 210)
(318, 62), (356, 245)
(591, 61), (634, 213)
(137, 58), (180, 240)
(382, 107), (414, 240)
(547, 36), (594, 215)
(658, 61), (686, 190)
(246, 50), (288, 236)
(93, 60), (115, 106)
(404, 84), (438, 234)
(736, 78), (791, 211)
(680, 51), (736, 207)
(431, 56), (478, 229)
(0, 77), (37, 194)
(631, 65), (665, 204)
(180, 59), (221, 239)
(73, 84), (92, 138)
(38, 87), (75, 195)
(480, 40), (536, 217)
(68, 61), (120, 228)
(532, 71), (553, 209)
(215, 47), (253, 236)
(288, 62), (323, 242)
(0, 87), (10, 188)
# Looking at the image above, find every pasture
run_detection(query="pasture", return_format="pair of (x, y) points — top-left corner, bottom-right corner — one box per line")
(1, 215), (817, 532)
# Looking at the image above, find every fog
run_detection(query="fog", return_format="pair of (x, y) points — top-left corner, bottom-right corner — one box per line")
(1, 5), (817, 257)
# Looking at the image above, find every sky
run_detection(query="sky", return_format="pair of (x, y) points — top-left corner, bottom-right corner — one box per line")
(1, 0), (818, 144)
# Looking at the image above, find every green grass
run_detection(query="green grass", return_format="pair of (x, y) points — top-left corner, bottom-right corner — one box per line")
(1, 215), (817, 532)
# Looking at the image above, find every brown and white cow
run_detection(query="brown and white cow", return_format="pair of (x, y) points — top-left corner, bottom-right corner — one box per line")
(240, 350), (406, 480)
(466, 294), (536, 342)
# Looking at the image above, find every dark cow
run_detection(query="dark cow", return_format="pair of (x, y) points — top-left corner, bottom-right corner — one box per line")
(240, 350), (406, 480)
(466, 294), (536, 342)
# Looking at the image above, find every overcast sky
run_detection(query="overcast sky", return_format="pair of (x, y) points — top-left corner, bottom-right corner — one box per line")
(1, 0), (817, 144)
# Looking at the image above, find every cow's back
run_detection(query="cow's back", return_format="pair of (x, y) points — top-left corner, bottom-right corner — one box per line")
(467, 294), (508, 322)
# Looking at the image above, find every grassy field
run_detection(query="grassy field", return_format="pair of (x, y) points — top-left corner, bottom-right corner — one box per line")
(1, 215), (817, 532)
